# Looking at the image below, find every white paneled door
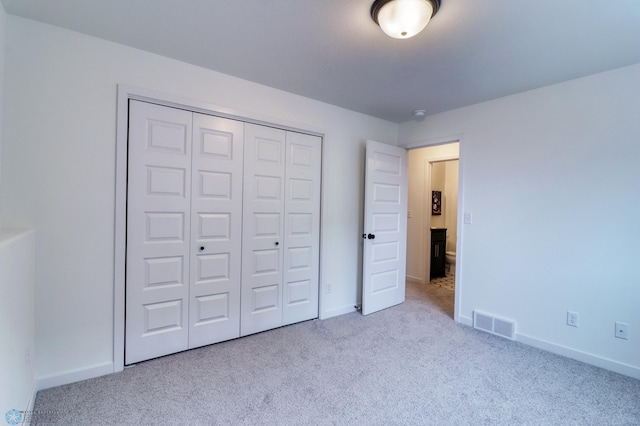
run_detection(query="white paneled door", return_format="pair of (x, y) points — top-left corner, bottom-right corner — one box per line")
(126, 101), (193, 364)
(126, 102), (244, 364)
(240, 126), (322, 335)
(188, 113), (244, 349)
(282, 132), (321, 326)
(241, 124), (287, 336)
(126, 101), (321, 363)
(362, 140), (408, 315)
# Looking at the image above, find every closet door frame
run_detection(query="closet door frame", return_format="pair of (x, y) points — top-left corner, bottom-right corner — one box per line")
(114, 85), (325, 372)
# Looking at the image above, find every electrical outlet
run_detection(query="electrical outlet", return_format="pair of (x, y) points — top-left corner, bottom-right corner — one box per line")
(464, 212), (472, 224)
(407, 210), (412, 218)
(567, 311), (579, 327)
(615, 322), (629, 340)
(325, 282), (332, 294)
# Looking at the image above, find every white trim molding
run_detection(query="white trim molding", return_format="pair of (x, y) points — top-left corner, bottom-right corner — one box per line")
(37, 363), (114, 391)
(516, 333), (640, 380)
(321, 304), (357, 320)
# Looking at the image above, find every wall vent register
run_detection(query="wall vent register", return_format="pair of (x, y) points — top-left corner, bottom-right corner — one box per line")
(473, 311), (516, 340)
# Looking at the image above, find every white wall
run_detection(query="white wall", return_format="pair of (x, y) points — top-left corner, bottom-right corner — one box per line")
(0, 4), (37, 417)
(1, 16), (397, 386)
(0, 0), (5, 198)
(443, 160), (459, 252)
(399, 64), (640, 378)
(0, 230), (36, 416)
(407, 144), (459, 283)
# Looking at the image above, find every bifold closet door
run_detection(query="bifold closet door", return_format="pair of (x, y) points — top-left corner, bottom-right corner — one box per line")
(126, 101), (193, 364)
(188, 113), (244, 349)
(241, 124), (322, 336)
(126, 101), (320, 362)
(126, 101), (244, 364)
(241, 124), (287, 336)
(282, 131), (321, 325)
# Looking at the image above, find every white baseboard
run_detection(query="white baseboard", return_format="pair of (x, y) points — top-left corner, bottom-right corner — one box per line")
(516, 333), (640, 380)
(459, 315), (638, 379)
(457, 314), (473, 327)
(406, 275), (423, 284)
(20, 378), (38, 425)
(37, 362), (114, 391)
(320, 304), (356, 320)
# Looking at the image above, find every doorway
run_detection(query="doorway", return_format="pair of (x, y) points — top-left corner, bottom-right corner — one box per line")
(406, 142), (460, 317)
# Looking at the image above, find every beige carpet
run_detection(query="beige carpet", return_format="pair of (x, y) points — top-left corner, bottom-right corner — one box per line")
(31, 280), (639, 425)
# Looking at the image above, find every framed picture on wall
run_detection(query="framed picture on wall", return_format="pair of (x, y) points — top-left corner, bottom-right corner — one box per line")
(432, 191), (441, 215)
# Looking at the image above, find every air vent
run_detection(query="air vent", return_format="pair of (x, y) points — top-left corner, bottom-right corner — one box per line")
(473, 311), (516, 340)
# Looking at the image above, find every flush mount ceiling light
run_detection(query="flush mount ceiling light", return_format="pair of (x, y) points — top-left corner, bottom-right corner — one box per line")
(371, 0), (440, 39)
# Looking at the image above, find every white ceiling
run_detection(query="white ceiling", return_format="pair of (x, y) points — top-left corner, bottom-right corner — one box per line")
(3, 0), (640, 123)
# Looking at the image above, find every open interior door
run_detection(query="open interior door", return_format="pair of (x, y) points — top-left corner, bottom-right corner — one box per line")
(362, 140), (408, 315)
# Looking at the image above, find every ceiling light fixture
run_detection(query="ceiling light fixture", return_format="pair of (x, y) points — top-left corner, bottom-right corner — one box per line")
(371, 0), (440, 39)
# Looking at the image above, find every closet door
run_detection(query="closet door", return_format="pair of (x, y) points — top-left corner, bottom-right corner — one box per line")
(241, 124), (286, 336)
(126, 101), (193, 364)
(188, 114), (244, 348)
(126, 101), (321, 361)
(283, 132), (321, 325)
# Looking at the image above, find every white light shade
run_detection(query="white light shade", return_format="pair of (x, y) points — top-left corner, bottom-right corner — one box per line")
(377, 0), (433, 39)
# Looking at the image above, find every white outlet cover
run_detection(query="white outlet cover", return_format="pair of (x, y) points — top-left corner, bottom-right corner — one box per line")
(567, 311), (579, 327)
(615, 322), (629, 340)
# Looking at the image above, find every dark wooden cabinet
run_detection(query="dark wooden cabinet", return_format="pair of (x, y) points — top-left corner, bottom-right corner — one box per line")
(430, 228), (447, 279)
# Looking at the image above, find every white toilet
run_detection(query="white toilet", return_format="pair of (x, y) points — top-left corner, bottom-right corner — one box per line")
(445, 251), (456, 274)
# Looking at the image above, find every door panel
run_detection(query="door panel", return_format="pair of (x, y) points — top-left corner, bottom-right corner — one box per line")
(126, 100), (192, 364)
(189, 113), (243, 348)
(362, 140), (407, 315)
(241, 124), (286, 336)
(283, 132), (321, 325)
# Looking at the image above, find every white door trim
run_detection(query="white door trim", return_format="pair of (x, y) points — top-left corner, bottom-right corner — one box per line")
(422, 160), (432, 284)
(114, 85), (325, 372)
